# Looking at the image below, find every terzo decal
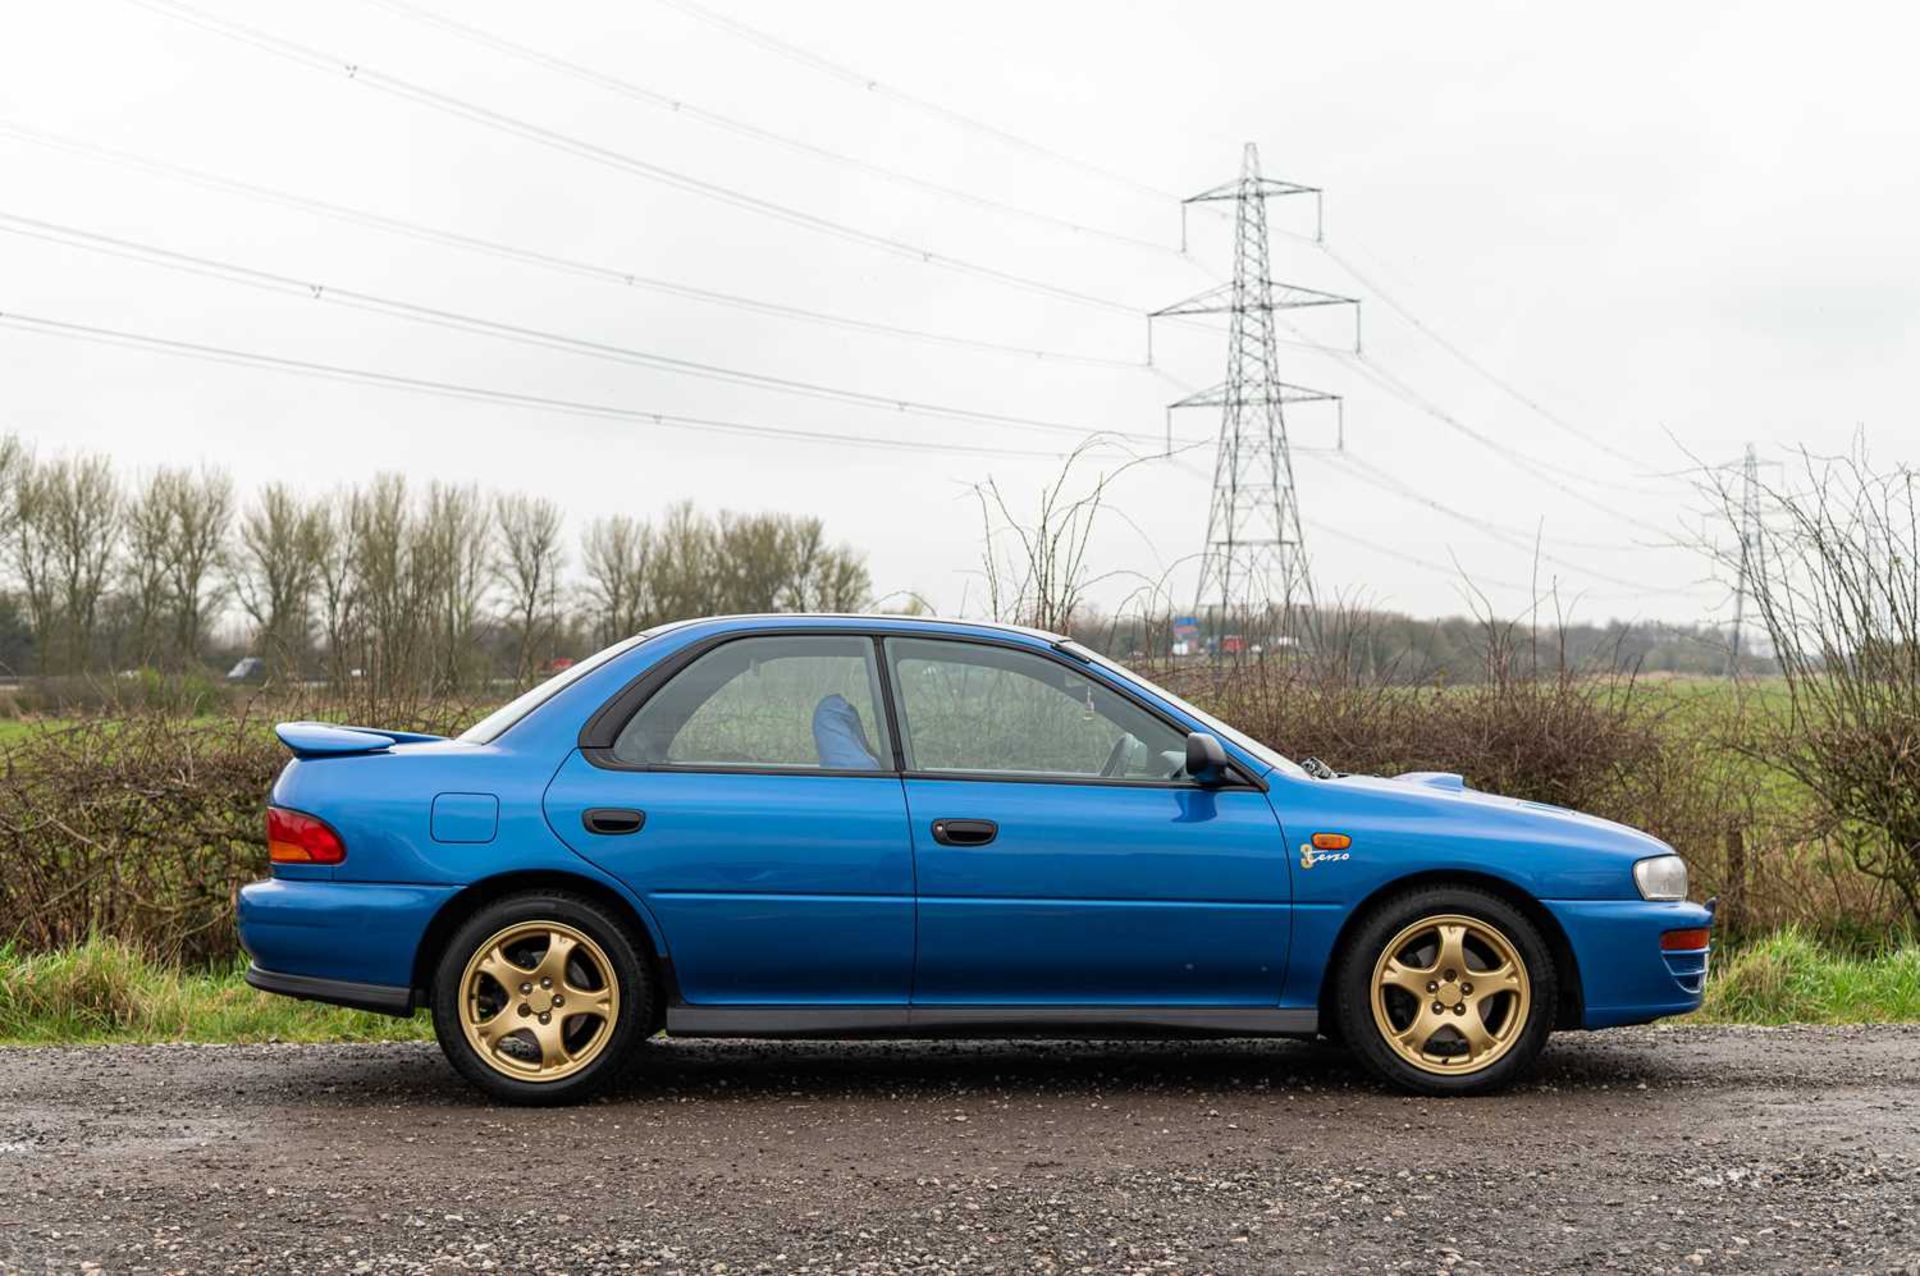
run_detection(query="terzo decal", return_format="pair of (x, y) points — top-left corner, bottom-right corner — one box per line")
(1300, 843), (1352, 869)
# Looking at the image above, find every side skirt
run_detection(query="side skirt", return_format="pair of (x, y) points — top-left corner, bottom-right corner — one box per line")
(665, 1004), (1318, 1039)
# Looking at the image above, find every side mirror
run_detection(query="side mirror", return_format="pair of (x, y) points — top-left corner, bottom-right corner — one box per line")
(1185, 731), (1229, 785)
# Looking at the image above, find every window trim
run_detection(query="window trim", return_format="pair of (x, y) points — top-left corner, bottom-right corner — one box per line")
(578, 626), (1264, 791)
(579, 629), (897, 777)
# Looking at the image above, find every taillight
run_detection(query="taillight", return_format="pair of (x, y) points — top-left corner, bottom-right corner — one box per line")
(267, 806), (346, 864)
(1660, 927), (1711, 951)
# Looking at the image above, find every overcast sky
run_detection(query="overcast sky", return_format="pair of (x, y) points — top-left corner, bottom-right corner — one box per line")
(4, 0), (1914, 626)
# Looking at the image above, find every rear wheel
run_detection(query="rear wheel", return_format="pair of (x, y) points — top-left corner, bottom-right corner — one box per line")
(1334, 885), (1555, 1095)
(430, 892), (653, 1104)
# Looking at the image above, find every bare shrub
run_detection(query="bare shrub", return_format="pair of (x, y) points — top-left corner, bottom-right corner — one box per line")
(1708, 444), (1920, 925)
(0, 714), (280, 963)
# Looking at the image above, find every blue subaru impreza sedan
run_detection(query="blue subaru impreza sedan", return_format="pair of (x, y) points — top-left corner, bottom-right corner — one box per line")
(240, 614), (1713, 1103)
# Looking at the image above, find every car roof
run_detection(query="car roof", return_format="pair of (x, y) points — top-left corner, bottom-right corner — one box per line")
(646, 613), (1073, 646)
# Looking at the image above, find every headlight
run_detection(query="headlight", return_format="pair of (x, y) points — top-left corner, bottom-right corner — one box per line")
(1633, 854), (1688, 901)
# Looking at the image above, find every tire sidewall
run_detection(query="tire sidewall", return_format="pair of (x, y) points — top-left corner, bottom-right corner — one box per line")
(431, 892), (652, 1105)
(1335, 885), (1557, 1096)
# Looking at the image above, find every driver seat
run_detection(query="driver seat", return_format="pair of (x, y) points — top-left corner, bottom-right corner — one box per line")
(812, 694), (881, 769)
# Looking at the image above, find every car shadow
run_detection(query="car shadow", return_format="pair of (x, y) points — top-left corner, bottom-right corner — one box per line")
(281, 1030), (1693, 1110)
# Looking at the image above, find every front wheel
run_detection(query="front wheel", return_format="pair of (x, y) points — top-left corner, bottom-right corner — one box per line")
(1333, 886), (1556, 1096)
(430, 892), (653, 1104)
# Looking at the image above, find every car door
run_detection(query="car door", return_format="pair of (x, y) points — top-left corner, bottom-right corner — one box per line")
(885, 636), (1292, 1006)
(544, 633), (914, 1005)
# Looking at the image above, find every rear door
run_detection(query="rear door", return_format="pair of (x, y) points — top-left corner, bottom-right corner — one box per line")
(885, 637), (1292, 1006)
(544, 633), (914, 1005)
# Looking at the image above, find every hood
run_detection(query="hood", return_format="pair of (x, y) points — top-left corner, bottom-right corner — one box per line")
(1324, 769), (1674, 859)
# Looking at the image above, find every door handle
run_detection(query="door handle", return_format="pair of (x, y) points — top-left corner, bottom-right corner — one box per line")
(582, 807), (646, 836)
(931, 818), (998, 847)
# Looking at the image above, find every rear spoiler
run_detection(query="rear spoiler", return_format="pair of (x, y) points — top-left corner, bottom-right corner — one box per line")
(274, 721), (448, 758)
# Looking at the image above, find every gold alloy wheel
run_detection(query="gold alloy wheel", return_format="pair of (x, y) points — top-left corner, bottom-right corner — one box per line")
(458, 921), (619, 1082)
(1370, 913), (1531, 1075)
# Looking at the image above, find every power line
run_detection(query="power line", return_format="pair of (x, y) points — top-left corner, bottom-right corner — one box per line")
(1326, 452), (1698, 595)
(126, 0), (1145, 317)
(1314, 237), (1666, 474)
(363, 0), (1189, 259)
(0, 308), (1136, 461)
(1160, 452), (1678, 607)
(645, 0), (1667, 502)
(1333, 348), (1679, 536)
(0, 119), (1144, 370)
(653, 0), (1186, 207)
(0, 210), (1196, 449)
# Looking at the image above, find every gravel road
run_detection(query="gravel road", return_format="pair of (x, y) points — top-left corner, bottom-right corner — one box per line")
(0, 1026), (1916, 1275)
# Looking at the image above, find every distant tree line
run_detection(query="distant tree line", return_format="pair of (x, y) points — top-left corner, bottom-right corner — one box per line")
(0, 435), (869, 696)
(1071, 607), (1761, 682)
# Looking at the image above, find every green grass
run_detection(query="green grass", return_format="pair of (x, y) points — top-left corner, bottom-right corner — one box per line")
(2, 932), (1915, 1047)
(1694, 929), (1920, 1025)
(0, 938), (430, 1045)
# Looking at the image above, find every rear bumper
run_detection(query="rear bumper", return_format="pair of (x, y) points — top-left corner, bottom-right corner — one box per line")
(244, 965), (414, 1016)
(237, 876), (457, 996)
(1544, 897), (1716, 1028)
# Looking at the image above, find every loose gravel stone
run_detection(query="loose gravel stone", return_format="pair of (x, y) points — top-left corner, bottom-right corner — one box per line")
(0, 1026), (1915, 1273)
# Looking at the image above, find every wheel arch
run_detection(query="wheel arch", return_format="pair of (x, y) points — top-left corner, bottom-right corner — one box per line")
(1316, 869), (1585, 1032)
(409, 869), (674, 1016)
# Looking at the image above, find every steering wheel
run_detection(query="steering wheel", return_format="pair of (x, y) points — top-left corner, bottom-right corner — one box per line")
(1099, 732), (1141, 779)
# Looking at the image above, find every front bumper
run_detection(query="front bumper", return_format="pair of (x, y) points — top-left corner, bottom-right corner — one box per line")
(1543, 897), (1716, 1029)
(237, 877), (458, 1009)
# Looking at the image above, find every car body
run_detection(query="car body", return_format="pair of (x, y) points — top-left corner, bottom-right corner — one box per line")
(240, 614), (1713, 1101)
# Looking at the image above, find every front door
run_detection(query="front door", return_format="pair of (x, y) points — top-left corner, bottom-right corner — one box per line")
(544, 634), (913, 1005)
(884, 637), (1292, 1005)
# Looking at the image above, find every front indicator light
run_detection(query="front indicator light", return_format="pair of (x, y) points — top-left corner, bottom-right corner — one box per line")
(1633, 854), (1688, 901)
(1661, 928), (1712, 951)
(267, 806), (346, 864)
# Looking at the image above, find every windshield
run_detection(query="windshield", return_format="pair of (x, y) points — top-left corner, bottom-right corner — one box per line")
(458, 632), (651, 744)
(1084, 652), (1306, 779)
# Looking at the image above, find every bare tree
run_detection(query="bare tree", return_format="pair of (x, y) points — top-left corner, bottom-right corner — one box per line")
(494, 492), (566, 684)
(9, 452), (59, 673)
(163, 466), (233, 667)
(25, 454), (122, 674)
(122, 470), (177, 669)
(647, 500), (714, 623)
(715, 512), (794, 613)
(235, 484), (324, 679)
(581, 514), (653, 645)
(311, 491), (360, 690)
(353, 475), (423, 700)
(418, 483), (492, 694)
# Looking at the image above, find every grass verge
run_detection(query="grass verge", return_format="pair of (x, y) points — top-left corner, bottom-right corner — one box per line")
(1693, 928), (1920, 1025)
(1, 931), (1916, 1046)
(0, 938), (429, 1045)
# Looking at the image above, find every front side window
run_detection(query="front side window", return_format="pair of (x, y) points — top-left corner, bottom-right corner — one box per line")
(885, 638), (1190, 781)
(612, 635), (891, 771)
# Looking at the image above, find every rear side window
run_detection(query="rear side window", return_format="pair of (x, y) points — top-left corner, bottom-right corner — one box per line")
(612, 635), (892, 771)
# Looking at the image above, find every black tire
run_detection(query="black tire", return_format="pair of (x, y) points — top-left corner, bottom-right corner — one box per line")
(430, 891), (654, 1105)
(1333, 884), (1556, 1096)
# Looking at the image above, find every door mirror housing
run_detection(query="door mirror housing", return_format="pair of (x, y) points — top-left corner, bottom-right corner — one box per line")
(1185, 731), (1230, 785)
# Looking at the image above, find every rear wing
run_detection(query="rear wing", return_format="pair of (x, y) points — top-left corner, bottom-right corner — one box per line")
(274, 721), (447, 758)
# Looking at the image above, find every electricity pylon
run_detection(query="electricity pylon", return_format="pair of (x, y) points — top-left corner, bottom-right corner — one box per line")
(1156, 144), (1354, 645)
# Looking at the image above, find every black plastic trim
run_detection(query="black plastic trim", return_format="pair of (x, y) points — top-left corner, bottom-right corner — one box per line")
(665, 1004), (1317, 1038)
(245, 965), (414, 1017)
(575, 623), (1267, 792)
